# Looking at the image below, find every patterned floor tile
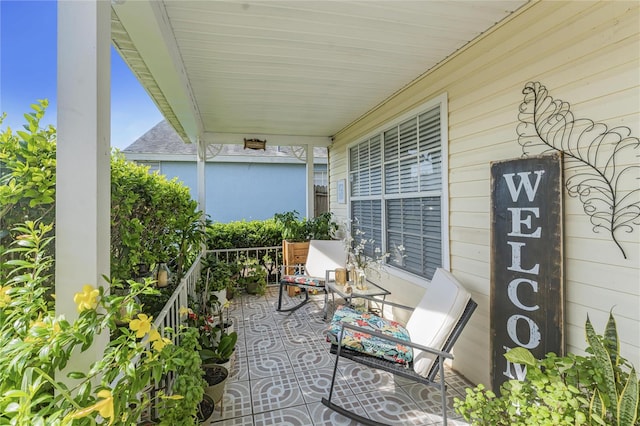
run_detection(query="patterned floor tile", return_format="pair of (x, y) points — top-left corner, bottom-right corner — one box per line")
(250, 372), (305, 414)
(287, 345), (335, 371)
(244, 333), (285, 356)
(445, 370), (475, 398)
(307, 398), (371, 426)
(402, 382), (466, 422)
(356, 388), (441, 425)
(210, 289), (474, 425)
(253, 405), (313, 426)
(281, 327), (325, 348)
(242, 310), (274, 323)
(274, 314), (309, 332)
(228, 355), (249, 382)
(296, 367), (353, 404)
(247, 351), (292, 379)
(244, 320), (280, 337)
(338, 362), (398, 394)
(209, 415), (254, 426)
(209, 380), (253, 422)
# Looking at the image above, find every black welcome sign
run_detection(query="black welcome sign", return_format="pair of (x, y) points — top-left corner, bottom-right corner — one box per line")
(490, 153), (564, 393)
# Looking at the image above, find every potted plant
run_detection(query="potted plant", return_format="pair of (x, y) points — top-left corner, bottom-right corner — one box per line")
(200, 255), (232, 306)
(196, 394), (215, 424)
(157, 326), (208, 425)
(454, 312), (639, 426)
(202, 364), (229, 406)
(200, 297), (238, 370)
(274, 210), (338, 296)
(237, 257), (267, 295)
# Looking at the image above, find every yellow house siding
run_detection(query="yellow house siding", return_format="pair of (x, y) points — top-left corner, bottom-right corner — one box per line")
(330, 1), (639, 386)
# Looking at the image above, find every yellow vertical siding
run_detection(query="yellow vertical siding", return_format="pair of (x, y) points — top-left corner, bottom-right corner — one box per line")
(330, 1), (640, 386)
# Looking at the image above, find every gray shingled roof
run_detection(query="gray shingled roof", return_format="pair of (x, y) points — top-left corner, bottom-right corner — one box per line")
(123, 120), (327, 159)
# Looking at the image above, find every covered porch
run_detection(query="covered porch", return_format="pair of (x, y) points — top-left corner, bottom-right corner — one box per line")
(206, 285), (473, 425)
(52, 0), (640, 424)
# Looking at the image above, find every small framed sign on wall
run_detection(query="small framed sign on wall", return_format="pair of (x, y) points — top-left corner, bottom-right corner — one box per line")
(490, 153), (564, 393)
(337, 179), (346, 204)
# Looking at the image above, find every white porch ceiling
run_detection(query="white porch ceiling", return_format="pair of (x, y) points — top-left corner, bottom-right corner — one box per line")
(111, 0), (527, 146)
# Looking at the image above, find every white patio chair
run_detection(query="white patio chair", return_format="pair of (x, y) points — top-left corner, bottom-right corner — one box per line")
(322, 268), (477, 425)
(276, 239), (346, 316)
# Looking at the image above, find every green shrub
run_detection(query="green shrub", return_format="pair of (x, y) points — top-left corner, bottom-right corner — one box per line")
(206, 219), (282, 250)
(110, 153), (203, 282)
(454, 313), (639, 426)
(0, 101), (57, 281)
(0, 220), (196, 424)
(0, 103), (204, 288)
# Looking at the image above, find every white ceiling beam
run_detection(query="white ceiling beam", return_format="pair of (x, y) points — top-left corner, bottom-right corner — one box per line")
(112, 0), (202, 143)
(203, 132), (332, 147)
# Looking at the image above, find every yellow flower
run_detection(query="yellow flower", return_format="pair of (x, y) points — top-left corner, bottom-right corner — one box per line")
(95, 389), (114, 420)
(148, 328), (161, 342)
(152, 336), (171, 352)
(148, 327), (171, 351)
(73, 285), (100, 312)
(179, 305), (190, 316)
(68, 389), (114, 424)
(129, 313), (152, 338)
(0, 286), (11, 308)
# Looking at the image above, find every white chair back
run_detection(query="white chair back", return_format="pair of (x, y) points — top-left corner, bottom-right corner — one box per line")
(304, 240), (346, 278)
(405, 268), (472, 377)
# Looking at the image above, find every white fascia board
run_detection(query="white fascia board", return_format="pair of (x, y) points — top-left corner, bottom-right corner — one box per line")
(122, 152), (327, 165)
(204, 132), (332, 148)
(123, 153), (196, 162)
(112, 1), (202, 143)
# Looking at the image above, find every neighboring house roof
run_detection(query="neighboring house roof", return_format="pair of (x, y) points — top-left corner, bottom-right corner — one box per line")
(122, 120), (328, 163)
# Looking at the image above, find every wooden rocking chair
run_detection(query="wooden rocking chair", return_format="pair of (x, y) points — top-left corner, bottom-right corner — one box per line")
(322, 268), (477, 425)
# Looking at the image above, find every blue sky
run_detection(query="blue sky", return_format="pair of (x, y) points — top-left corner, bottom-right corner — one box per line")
(0, 0), (163, 150)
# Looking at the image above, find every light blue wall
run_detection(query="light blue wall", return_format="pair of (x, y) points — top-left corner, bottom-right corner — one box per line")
(158, 161), (325, 223)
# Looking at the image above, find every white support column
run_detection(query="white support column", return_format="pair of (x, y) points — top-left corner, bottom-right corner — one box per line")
(197, 138), (206, 215)
(56, 0), (110, 370)
(306, 144), (315, 218)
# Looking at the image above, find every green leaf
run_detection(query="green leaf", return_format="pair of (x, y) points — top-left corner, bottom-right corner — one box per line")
(604, 311), (620, 368)
(505, 347), (537, 367)
(5, 402), (20, 413)
(67, 371), (87, 380)
(586, 316), (618, 420)
(617, 366), (638, 426)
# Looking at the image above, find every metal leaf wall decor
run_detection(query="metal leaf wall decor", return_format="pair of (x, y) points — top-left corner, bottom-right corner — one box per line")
(517, 81), (639, 259)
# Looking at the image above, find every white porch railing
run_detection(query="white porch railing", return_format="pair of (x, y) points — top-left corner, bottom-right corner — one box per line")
(153, 251), (203, 338)
(206, 245), (282, 284)
(136, 246), (281, 420)
(132, 251), (204, 421)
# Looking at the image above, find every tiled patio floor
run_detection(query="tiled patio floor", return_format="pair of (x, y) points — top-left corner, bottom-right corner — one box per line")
(206, 286), (474, 426)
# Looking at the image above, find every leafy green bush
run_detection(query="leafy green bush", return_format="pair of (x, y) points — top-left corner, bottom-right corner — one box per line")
(200, 255), (233, 292)
(0, 220), (197, 424)
(110, 153), (203, 282)
(454, 313), (639, 426)
(0, 103), (204, 288)
(206, 219), (282, 250)
(0, 101), (57, 280)
(273, 210), (338, 241)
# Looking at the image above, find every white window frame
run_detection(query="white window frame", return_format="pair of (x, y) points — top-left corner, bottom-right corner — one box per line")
(347, 93), (449, 286)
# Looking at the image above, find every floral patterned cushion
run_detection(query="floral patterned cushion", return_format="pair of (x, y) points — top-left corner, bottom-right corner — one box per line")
(325, 305), (413, 365)
(281, 275), (324, 287)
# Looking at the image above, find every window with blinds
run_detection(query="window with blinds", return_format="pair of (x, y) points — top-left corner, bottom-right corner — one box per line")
(349, 102), (444, 280)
